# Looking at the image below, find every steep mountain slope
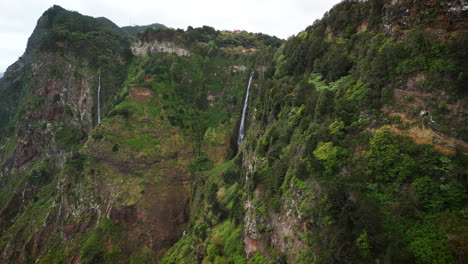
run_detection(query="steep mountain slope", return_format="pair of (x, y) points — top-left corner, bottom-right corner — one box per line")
(0, 5), (280, 264)
(0, 1), (467, 264)
(162, 0), (467, 263)
(0, 5), (133, 263)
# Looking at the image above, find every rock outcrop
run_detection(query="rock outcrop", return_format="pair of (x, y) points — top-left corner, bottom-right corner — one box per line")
(131, 40), (191, 56)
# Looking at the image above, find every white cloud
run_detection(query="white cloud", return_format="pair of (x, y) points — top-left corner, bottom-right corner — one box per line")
(0, 0), (342, 72)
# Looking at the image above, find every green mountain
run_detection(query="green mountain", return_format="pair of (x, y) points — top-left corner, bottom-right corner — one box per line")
(0, 1), (466, 264)
(121, 23), (168, 37)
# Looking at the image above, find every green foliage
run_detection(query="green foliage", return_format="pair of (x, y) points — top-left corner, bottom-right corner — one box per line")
(314, 142), (338, 161)
(2, 2), (467, 264)
(356, 230), (371, 259)
(204, 220), (246, 264)
(112, 143), (119, 152)
(153, 175), (162, 183)
(139, 26), (281, 55)
(413, 176), (466, 212)
(127, 134), (159, 151)
(160, 235), (196, 264)
(129, 247), (156, 264)
(80, 218), (123, 264)
(81, 230), (105, 263)
(0, 63), (32, 141)
(405, 221), (453, 264)
(313, 142), (348, 175)
(55, 125), (84, 151)
(39, 245), (67, 264)
(121, 23), (167, 37)
(308, 73), (330, 90)
(329, 120), (345, 136)
(190, 154), (214, 173)
(364, 129), (415, 183)
(396, 26), (458, 74)
(27, 159), (54, 185)
(413, 177), (443, 210)
(248, 253), (273, 264)
(37, 6), (131, 68)
(317, 40), (352, 81)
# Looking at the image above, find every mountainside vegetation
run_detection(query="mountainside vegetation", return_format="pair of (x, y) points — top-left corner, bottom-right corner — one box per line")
(0, 1), (466, 264)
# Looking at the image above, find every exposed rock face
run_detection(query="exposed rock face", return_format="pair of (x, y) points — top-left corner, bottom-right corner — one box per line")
(0, 51), (96, 182)
(131, 40), (191, 56)
(0, 6), (132, 263)
(228, 65), (247, 73)
(382, 0), (468, 31)
(241, 145), (310, 261)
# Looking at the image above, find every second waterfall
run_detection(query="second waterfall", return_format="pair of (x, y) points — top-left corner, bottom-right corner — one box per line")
(237, 72), (253, 147)
(97, 73), (101, 123)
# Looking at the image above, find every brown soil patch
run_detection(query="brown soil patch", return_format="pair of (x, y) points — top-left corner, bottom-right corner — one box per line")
(387, 111), (417, 123)
(130, 86), (153, 103)
(357, 20), (368, 32)
(406, 73), (426, 90)
(246, 237), (258, 253)
(372, 124), (468, 155)
(391, 87), (466, 124)
(47, 107), (64, 120)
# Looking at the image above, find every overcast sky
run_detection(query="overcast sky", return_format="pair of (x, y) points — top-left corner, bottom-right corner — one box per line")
(0, 0), (342, 73)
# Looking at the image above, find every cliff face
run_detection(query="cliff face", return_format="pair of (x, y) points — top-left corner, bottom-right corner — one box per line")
(0, 6), (132, 263)
(0, 5), (265, 263)
(131, 40), (191, 56)
(236, 1), (467, 263)
(0, 1), (467, 264)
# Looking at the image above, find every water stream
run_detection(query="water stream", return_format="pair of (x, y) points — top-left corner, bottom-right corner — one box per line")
(237, 72), (253, 147)
(97, 73), (101, 123)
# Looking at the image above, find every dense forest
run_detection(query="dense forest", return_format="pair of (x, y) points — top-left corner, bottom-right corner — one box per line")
(0, 1), (466, 263)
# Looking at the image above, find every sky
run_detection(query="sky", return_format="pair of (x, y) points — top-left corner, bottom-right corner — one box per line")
(0, 0), (342, 73)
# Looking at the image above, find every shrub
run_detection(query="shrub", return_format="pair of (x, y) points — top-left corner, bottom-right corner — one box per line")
(364, 129), (415, 183)
(356, 230), (371, 260)
(329, 120), (345, 136)
(413, 177), (442, 210)
(28, 159), (53, 185)
(55, 125), (84, 151)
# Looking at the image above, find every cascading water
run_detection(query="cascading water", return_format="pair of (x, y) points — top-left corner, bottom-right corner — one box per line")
(97, 73), (101, 123)
(237, 72), (253, 147)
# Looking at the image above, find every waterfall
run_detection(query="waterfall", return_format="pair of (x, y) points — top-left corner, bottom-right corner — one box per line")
(237, 72), (253, 147)
(97, 73), (101, 123)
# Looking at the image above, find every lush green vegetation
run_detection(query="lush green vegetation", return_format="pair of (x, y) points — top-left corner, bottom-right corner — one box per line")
(121, 23), (168, 37)
(0, 63), (32, 141)
(0, 1), (466, 264)
(55, 125), (84, 151)
(34, 6), (131, 66)
(210, 1), (467, 263)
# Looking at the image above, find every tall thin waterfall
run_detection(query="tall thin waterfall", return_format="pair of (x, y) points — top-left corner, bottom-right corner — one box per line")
(237, 72), (253, 147)
(97, 73), (101, 123)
